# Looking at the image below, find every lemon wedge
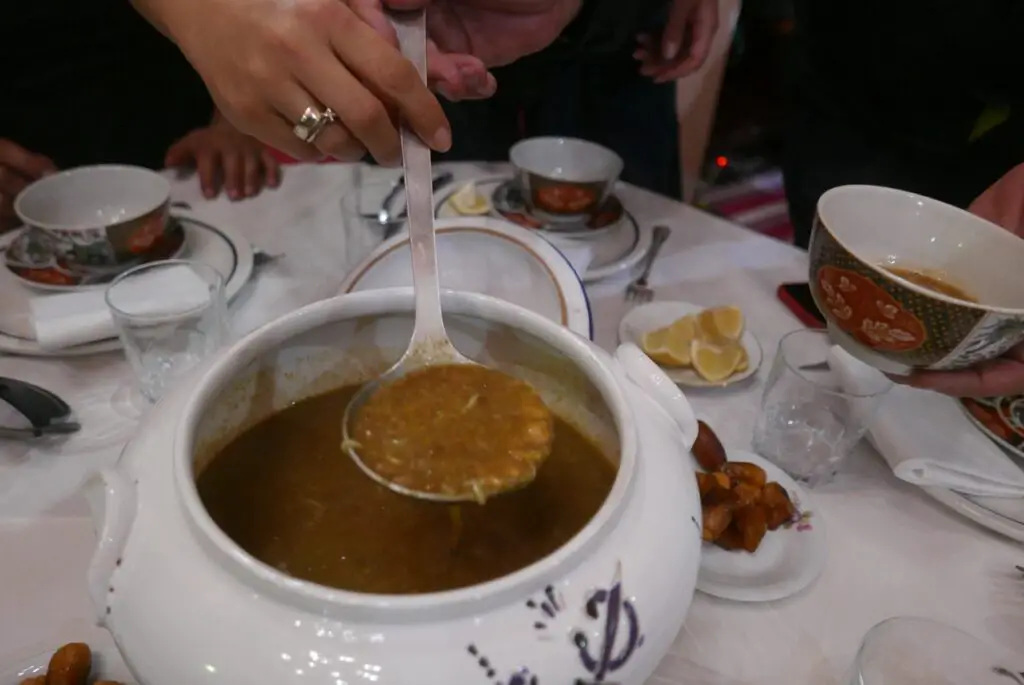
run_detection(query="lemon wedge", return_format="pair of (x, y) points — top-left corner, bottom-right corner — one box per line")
(640, 315), (698, 367)
(735, 345), (749, 373)
(450, 182), (490, 215)
(691, 338), (744, 382)
(697, 305), (745, 342)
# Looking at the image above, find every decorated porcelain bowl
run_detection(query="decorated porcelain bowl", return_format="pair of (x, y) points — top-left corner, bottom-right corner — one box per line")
(84, 288), (702, 685)
(809, 184), (1024, 375)
(509, 137), (623, 222)
(13, 165), (172, 274)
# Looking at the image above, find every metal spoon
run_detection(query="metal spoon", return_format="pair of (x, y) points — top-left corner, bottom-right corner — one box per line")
(341, 10), (549, 504)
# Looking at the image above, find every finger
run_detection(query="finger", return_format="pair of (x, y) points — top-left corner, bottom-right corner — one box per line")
(971, 176), (1024, 234)
(195, 149), (222, 199)
(164, 138), (195, 169)
(427, 41), (465, 94)
(221, 149), (245, 200)
(272, 96), (366, 164)
(661, 0), (693, 61)
(260, 149), (282, 189)
(440, 52), (496, 100)
(242, 150), (263, 197)
(349, 0), (399, 44)
(689, 0), (721, 67)
(260, 81), (338, 162)
(658, 0), (720, 81)
(0, 166), (33, 197)
(218, 96), (321, 163)
(295, 47), (401, 164)
(327, 5), (451, 151)
(902, 357), (1024, 398)
(381, 0), (428, 8)
(0, 140), (56, 180)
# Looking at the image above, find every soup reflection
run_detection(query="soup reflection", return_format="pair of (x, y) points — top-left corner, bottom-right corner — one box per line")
(197, 385), (616, 595)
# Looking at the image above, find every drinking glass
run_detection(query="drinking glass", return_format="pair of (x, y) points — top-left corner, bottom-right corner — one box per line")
(340, 165), (403, 274)
(848, 616), (1024, 685)
(752, 329), (890, 486)
(105, 260), (228, 403)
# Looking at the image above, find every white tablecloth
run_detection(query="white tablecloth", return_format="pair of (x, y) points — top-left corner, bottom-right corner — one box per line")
(1, 164), (1021, 684)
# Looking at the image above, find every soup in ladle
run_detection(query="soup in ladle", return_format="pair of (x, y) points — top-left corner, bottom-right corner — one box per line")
(349, 363), (554, 503)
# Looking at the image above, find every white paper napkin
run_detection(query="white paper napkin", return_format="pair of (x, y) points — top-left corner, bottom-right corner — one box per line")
(31, 265), (212, 350)
(828, 345), (1024, 497)
(543, 236), (595, 277)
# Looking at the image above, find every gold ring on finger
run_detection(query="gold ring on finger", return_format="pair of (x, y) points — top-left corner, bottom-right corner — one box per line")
(292, 106), (337, 144)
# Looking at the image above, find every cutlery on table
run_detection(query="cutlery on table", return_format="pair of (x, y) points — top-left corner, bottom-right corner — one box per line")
(252, 248), (283, 269)
(0, 377), (80, 438)
(361, 171), (454, 223)
(625, 224), (671, 303)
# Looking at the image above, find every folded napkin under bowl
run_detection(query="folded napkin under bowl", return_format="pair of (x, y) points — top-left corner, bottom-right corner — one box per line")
(829, 345), (1024, 498)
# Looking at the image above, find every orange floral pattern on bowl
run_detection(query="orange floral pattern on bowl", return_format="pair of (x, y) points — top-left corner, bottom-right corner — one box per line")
(816, 265), (927, 352)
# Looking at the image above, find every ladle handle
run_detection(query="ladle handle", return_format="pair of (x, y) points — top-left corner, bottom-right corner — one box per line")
(391, 10), (445, 349)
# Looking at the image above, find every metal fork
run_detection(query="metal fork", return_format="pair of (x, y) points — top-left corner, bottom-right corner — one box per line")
(625, 225), (671, 303)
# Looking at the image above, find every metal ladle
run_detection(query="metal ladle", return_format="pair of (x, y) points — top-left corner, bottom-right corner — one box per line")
(341, 10), (551, 503)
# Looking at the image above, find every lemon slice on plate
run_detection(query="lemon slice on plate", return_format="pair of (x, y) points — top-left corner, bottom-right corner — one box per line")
(697, 306), (745, 342)
(640, 314), (698, 367)
(450, 182), (491, 215)
(691, 338), (744, 382)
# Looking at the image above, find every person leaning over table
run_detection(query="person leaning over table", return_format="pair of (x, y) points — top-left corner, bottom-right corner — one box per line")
(892, 161), (1024, 400)
(0, 0), (286, 233)
(124, 0), (688, 174)
(782, 0), (1024, 249)
(427, 0), (719, 199)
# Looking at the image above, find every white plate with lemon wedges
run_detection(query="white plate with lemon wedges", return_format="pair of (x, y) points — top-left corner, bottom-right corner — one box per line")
(619, 301), (762, 387)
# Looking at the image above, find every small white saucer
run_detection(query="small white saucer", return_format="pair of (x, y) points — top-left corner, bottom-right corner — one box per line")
(696, 450), (827, 602)
(618, 301), (762, 388)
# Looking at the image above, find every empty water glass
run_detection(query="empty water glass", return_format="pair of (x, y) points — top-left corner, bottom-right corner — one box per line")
(752, 329), (890, 486)
(848, 616), (1024, 685)
(105, 260), (227, 403)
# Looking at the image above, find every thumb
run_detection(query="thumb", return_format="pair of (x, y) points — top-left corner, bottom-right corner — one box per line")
(661, 0), (693, 61)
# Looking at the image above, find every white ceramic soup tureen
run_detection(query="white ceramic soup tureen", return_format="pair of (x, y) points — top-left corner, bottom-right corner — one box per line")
(85, 288), (703, 685)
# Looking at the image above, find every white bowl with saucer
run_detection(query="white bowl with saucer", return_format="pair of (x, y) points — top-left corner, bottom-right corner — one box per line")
(510, 137), (623, 224)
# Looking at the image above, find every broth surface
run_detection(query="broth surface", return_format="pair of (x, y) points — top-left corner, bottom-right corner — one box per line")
(197, 386), (616, 595)
(886, 266), (976, 303)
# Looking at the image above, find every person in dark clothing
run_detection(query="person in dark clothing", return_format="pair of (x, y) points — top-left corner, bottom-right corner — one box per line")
(0, 0), (280, 231)
(435, 0), (719, 199)
(783, 0), (1024, 249)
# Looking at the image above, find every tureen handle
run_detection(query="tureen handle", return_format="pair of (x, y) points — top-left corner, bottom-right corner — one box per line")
(614, 343), (699, 451)
(83, 468), (137, 626)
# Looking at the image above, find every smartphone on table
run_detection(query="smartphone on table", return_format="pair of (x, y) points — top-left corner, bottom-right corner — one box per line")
(777, 282), (827, 329)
